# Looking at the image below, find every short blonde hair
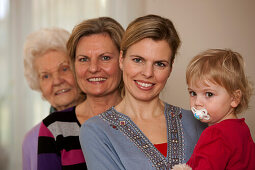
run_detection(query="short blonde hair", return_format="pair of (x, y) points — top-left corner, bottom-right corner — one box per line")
(186, 49), (253, 114)
(23, 28), (70, 91)
(67, 17), (124, 64)
(67, 17), (124, 92)
(121, 14), (181, 66)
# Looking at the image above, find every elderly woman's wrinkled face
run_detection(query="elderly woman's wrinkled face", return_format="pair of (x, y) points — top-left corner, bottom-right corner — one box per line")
(74, 33), (122, 97)
(34, 50), (79, 111)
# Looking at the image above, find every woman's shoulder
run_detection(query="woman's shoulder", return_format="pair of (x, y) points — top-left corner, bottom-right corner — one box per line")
(81, 107), (117, 135)
(40, 106), (80, 139)
(23, 123), (41, 148)
(80, 114), (112, 145)
(83, 115), (104, 127)
(82, 108), (113, 129)
(42, 106), (76, 127)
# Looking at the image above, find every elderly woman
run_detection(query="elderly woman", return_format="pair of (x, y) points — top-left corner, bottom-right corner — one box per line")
(22, 28), (84, 170)
(37, 17), (124, 170)
(79, 14), (207, 169)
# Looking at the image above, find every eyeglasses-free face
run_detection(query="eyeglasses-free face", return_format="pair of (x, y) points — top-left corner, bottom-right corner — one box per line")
(35, 50), (79, 111)
(120, 38), (172, 102)
(75, 33), (122, 98)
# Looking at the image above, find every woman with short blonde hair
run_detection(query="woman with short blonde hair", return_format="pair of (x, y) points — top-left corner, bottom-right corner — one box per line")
(37, 17), (124, 170)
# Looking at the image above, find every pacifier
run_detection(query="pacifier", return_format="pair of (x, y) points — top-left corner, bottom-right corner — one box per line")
(191, 107), (210, 120)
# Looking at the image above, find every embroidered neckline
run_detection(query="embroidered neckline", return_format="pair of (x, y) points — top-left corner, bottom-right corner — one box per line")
(100, 103), (184, 169)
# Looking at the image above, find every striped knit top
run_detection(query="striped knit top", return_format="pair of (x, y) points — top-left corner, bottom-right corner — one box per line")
(38, 106), (87, 170)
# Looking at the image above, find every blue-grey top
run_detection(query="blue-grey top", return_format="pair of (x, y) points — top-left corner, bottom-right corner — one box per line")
(80, 103), (206, 170)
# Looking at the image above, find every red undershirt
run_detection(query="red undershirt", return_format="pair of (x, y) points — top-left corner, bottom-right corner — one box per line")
(154, 143), (167, 157)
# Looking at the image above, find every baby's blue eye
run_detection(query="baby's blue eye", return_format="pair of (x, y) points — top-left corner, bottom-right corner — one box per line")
(206, 92), (213, 97)
(189, 91), (196, 96)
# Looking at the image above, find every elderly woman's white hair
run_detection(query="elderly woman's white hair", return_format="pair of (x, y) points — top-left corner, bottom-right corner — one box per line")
(24, 27), (70, 91)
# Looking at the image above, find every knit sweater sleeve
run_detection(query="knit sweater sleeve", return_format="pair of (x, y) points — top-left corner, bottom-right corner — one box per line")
(37, 122), (62, 170)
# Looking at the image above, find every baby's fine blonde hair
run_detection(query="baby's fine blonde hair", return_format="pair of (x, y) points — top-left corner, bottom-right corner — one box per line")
(186, 49), (253, 114)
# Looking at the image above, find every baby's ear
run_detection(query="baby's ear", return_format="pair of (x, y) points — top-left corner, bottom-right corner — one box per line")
(231, 90), (242, 108)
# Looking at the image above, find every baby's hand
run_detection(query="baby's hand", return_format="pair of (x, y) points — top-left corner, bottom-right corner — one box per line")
(172, 164), (192, 170)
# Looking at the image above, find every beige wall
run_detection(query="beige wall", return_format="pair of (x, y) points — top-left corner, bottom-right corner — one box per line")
(144, 0), (255, 140)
